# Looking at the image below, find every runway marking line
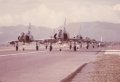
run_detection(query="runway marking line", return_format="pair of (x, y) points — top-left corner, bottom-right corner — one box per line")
(0, 51), (46, 57)
(0, 49), (14, 51)
(104, 50), (120, 55)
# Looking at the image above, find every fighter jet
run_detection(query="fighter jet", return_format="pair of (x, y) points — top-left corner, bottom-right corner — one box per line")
(9, 23), (42, 51)
(9, 19), (99, 51)
(44, 18), (86, 51)
(18, 23), (34, 43)
(39, 18), (100, 51)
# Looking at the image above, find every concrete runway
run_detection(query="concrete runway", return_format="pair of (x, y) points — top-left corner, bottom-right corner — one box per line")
(0, 46), (104, 82)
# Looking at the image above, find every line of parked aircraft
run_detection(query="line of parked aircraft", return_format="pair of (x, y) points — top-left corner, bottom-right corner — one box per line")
(9, 19), (105, 51)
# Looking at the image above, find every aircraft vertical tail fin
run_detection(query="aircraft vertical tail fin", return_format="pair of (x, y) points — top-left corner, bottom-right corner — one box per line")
(64, 17), (66, 33)
(28, 23), (31, 34)
(101, 36), (103, 42)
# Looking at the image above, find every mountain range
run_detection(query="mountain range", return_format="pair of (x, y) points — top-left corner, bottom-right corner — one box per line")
(0, 21), (119, 44)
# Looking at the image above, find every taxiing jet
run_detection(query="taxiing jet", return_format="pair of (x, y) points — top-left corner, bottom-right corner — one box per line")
(43, 18), (96, 51)
(9, 19), (100, 51)
(9, 23), (43, 51)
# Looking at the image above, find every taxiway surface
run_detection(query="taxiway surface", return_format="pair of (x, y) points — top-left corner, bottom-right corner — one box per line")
(0, 46), (103, 82)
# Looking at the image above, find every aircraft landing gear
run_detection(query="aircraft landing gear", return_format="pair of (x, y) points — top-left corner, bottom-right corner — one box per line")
(69, 41), (72, 50)
(86, 45), (89, 49)
(22, 43), (25, 51)
(59, 44), (62, 51)
(16, 46), (18, 51)
(36, 42), (39, 51)
(23, 48), (25, 51)
(46, 45), (48, 49)
(80, 43), (82, 48)
(36, 45), (39, 51)
(59, 48), (62, 51)
(73, 39), (77, 51)
(74, 45), (77, 51)
(49, 45), (53, 51)
(86, 42), (89, 49)
(16, 42), (19, 51)
(70, 45), (72, 50)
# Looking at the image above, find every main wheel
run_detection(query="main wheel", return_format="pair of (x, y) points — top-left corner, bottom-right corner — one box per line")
(16, 46), (18, 51)
(74, 46), (77, 51)
(36, 46), (39, 51)
(86, 45), (89, 49)
(23, 48), (25, 51)
(46, 45), (48, 49)
(49, 45), (53, 51)
(69, 45), (72, 50)
(59, 48), (62, 51)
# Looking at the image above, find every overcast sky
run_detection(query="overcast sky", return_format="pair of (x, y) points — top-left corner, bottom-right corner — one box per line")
(0, 0), (120, 28)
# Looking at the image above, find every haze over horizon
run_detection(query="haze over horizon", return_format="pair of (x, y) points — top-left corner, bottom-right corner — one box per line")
(0, 0), (120, 28)
(0, 21), (120, 43)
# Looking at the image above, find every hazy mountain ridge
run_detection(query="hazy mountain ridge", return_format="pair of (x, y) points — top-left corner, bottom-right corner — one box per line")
(0, 25), (53, 44)
(0, 21), (120, 44)
(66, 21), (120, 42)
